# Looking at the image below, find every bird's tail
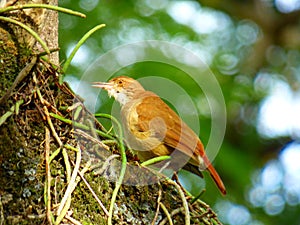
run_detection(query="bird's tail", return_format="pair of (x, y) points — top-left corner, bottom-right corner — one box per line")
(202, 154), (226, 195)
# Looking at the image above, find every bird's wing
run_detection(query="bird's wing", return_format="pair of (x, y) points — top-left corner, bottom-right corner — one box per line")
(133, 94), (227, 195)
(134, 94), (205, 164)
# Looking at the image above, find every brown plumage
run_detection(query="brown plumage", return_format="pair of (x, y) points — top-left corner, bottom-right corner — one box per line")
(92, 76), (226, 195)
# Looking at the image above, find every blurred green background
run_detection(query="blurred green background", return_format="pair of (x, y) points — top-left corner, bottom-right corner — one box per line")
(58, 0), (300, 224)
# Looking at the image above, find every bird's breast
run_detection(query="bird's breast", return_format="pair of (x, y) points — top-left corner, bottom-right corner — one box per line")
(120, 98), (166, 153)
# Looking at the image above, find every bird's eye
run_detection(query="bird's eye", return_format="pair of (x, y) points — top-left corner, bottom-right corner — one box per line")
(118, 80), (123, 84)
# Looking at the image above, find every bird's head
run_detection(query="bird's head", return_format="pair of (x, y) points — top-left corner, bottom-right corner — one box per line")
(92, 76), (145, 105)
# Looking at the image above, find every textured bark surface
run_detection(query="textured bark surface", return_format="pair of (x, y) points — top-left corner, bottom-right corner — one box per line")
(0, 1), (59, 224)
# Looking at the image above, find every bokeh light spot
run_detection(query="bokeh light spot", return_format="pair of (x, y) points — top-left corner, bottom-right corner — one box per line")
(261, 160), (283, 191)
(236, 20), (260, 45)
(79, 0), (99, 11)
(257, 78), (300, 138)
(264, 194), (285, 215)
(275, 0), (300, 13)
(215, 53), (239, 75)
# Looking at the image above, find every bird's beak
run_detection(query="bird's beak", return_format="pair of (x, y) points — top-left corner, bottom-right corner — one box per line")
(91, 81), (113, 90)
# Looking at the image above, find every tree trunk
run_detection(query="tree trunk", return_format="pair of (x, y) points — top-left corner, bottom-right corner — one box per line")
(0, 0), (58, 224)
(0, 1), (223, 224)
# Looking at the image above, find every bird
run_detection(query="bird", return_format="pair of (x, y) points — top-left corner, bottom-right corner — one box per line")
(92, 76), (226, 195)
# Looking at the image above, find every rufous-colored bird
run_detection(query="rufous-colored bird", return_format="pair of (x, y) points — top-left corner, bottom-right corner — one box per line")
(92, 76), (226, 195)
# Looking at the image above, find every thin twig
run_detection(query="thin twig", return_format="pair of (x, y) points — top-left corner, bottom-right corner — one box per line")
(49, 147), (61, 163)
(43, 105), (73, 183)
(159, 207), (183, 225)
(159, 202), (173, 225)
(0, 16), (49, 53)
(77, 170), (109, 216)
(73, 104), (83, 121)
(45, 127), (52, 225)
(0, 99), (24, 126)
(87, 119), (98, 139)
(66, 102), (82, 113)
(49, 112), (114, 140)
(0, 56), (37, 105)
(43, 106), (63, 146)
(55, 145), (81, 224)
(74, 129), (110, 150)
(166, 179), (190, 225)
(0, 4), (85, 18)
(91, 154), (120, 175)
(62, 24), (106, 75)
(63, 148), (71, 182)
(0, 196), (4, 225)
(141, 156), (171, 167)
(139, 160), (191, 224)
(151, 185), (162, 225)
(65, 214), (82, 225)
(94, 113), (127, 225)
